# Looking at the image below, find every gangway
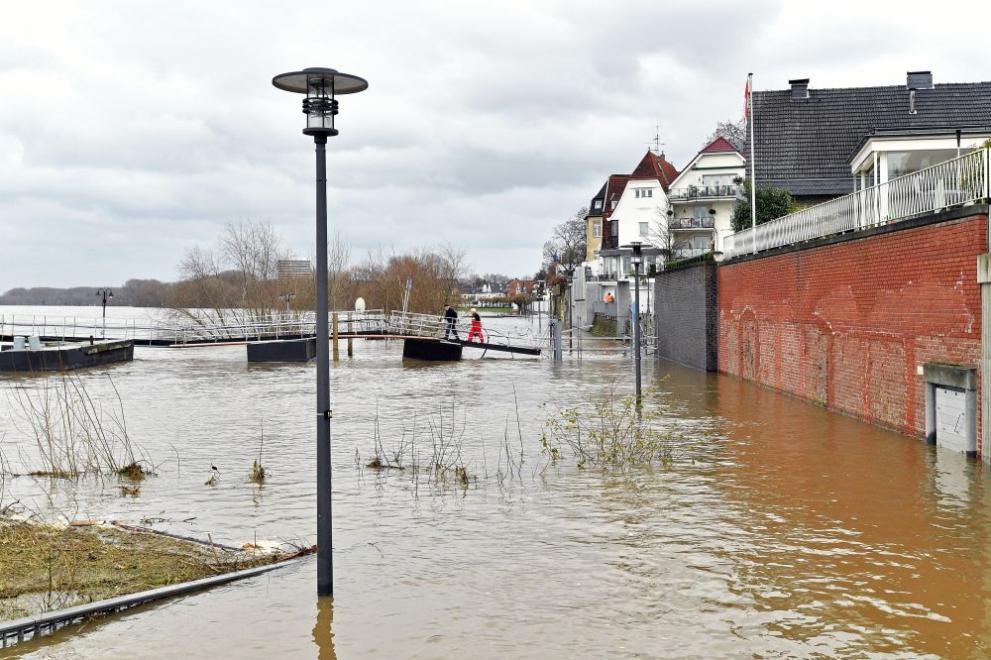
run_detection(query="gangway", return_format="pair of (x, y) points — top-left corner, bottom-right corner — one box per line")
(384, 311), (541, 357)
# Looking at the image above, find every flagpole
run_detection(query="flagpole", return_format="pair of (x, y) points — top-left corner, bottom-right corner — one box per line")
(748, 72), (757, 254)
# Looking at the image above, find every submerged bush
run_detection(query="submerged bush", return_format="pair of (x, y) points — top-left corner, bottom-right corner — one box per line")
(540, 389), (676, 468)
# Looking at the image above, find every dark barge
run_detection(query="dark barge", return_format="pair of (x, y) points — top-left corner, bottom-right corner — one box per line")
(0, 339), (134, 372)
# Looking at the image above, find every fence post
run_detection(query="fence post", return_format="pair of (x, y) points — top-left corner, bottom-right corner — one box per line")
(347, 312), (353, 357)
(332, 312), (339, 362)
(985, 147), (990, 201)
(549, 318), (562, 362)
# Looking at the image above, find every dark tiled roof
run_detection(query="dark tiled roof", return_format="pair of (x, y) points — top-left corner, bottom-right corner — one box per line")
(630, 151), (679, 190)
(747, 81), (991, 196)
(588, 174), (631, 219)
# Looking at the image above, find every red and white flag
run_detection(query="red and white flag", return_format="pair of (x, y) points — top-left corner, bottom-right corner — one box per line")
(744, 75), (752, 120)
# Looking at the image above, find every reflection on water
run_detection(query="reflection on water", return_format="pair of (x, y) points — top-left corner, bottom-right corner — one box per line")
(2, 307), (991, 657)
(312, 597), (336, 660)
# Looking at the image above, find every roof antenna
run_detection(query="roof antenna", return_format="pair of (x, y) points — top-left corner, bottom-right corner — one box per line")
(651, 121), (665, 156)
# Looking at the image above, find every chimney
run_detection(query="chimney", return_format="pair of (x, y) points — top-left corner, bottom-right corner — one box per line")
(907, 71), (933, 89)
(789, 78), (809, 100)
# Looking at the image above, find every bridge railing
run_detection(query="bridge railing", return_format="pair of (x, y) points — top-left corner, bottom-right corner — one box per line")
(0, 310), (391, 345)
(386, 310), (540, 349)
(163, 310), (388, 344)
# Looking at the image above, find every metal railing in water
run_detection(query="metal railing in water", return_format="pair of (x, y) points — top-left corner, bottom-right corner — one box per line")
(0, 310), (390, 345)
(726, 148), (991, 258)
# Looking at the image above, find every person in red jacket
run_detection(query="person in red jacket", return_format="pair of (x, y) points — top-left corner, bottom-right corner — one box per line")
(467, 308), (485, 343)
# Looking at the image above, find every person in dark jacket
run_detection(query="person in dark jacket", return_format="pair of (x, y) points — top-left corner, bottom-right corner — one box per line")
(443, 304), (459, 340)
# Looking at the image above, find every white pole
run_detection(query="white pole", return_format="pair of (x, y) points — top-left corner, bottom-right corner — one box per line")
(748, 72), (757, 254)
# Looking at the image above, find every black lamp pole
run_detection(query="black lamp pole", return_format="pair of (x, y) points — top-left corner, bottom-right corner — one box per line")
(622, 242), (643, 410)
(273, 67), (368, 597)
(96, 288), (113, 339)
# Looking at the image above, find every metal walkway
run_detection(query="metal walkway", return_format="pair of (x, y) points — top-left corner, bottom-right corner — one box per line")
(384, 311), (541, 356)
(0, 310), (543, 356)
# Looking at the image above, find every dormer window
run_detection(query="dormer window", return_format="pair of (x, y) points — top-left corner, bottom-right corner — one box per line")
(593, 200), (602, 210)
(634, 188), (653, 199)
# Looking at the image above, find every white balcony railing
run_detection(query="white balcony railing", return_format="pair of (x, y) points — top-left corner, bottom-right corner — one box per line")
(669, 184), (741, 200)
(726, 149), (991, 258)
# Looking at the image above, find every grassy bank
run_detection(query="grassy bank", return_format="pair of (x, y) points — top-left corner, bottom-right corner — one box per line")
(0, 519), (296, 621)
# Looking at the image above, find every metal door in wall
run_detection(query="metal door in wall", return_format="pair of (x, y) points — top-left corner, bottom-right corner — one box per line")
(935, 386), (968, 453)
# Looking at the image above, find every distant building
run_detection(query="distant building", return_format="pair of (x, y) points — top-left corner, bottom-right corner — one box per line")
(277, 259), (313, 279)
(748, 71), (991, 204)
(505, 279), (535, 298)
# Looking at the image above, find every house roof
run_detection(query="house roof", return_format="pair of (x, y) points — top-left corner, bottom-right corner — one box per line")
(588, 174), (631, 219)
(629, 151), (679, 190)
(746, 77), (991, 196)
(667, 137), (744, 191)
(700, 136), (740, 154)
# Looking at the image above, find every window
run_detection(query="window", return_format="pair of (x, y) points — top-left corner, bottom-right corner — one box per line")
(634, 188), (653, 199)
(639, 222), (649, 236)
(593, 199), (602, 210)
(592, 221), (601, 238)
(702, 174), (730, 186)
(887, 149), (961, 180)
(610, 222), (618, 237)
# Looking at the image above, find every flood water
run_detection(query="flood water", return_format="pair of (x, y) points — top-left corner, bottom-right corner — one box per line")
(3, 306), (991, 658)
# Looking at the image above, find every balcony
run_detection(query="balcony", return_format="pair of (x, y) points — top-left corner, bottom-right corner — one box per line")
(671, 247), (710, 260)
(668, 217), (715, 230)
(669, 184), (740, 200)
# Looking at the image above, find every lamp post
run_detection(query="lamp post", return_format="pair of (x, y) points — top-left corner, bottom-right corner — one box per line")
(95, 288), (113, 339)
(622, 242), (643, 410)
(272, 67), (368, 597)
(280, 292), (296, 314)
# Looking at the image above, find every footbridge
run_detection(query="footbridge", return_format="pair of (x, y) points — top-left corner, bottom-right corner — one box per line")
(0, 310), (543, 356)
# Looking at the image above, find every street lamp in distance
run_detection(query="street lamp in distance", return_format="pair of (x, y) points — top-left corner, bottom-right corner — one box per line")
(96, 288), (113, 339)
(272, 66), (368, 599)
(621, 241), (644, 411)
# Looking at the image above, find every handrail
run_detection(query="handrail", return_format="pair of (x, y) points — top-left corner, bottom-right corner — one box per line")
(726, 149), (989, 257)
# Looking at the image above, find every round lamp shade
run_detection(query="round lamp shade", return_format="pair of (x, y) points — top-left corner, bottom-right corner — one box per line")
(272, 67), (368, 95)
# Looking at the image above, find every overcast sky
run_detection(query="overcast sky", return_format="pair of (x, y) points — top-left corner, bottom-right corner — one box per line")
(2, 0), (989, 289)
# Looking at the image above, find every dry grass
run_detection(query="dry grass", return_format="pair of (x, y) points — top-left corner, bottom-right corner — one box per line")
(0, 519), (289, 620)
(6, 373), (151, 479)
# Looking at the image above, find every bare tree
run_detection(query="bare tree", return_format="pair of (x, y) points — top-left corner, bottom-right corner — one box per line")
(704, 118), (746, 152)
(542, 207), (588, 276)
(169, 220), (291, 324)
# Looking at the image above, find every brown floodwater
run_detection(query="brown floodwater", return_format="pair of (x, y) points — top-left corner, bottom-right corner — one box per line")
(2, 306), (991, 659)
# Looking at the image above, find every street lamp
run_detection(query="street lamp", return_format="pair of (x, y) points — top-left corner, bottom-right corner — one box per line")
(272, 66), (368, 597)
(622, 241), (643, 410)
(279, 292), (296, 314)
(95, 288), (113, 339)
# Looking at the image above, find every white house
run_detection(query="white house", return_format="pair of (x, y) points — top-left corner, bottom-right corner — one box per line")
(596, 150), (679, 281)
(665, 136), (746, 256)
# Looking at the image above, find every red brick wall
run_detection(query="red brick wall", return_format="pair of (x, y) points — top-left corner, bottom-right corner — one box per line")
(718, 213), (987, 447)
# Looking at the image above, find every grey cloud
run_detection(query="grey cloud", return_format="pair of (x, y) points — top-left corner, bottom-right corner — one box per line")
(2, 0), (990, 288)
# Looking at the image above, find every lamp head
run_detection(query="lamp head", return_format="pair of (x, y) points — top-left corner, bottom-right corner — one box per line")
(272, 67), (368, 137)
